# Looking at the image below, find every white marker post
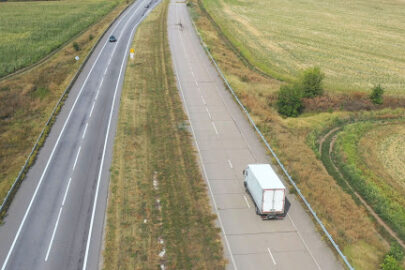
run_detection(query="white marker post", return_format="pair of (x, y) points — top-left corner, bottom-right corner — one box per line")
(130, 48), (134, 59)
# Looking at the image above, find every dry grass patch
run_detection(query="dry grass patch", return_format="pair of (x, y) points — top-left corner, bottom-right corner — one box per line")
(103, 1), (225, 268)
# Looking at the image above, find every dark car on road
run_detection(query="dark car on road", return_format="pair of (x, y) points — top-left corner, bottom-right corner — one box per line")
(109, 35), (117, 42)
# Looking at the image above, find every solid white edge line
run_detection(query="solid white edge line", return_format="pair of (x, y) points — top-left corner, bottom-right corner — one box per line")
(81, 1), (155, 268)
(211, 122), (219, 135)
(243, 195), (250, 208)
(172, 4), (238, 269)
(62, 178), (72, 206)
(0, 2), (143, 269)
(227, 159), (233, 168)
(44, 207), (63, 262)
(288, 214), (322, 270)
(72, 147), (81, 171)
(267, 247), (277, 265)
(89, 102), (96, 118)
(82, 123), (89, 139)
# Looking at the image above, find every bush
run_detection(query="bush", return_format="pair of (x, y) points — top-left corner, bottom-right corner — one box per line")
(300, 66), (325, 98)
(370, 84), (384, 104)
(276, 84), (303, 117)
(388, 242), (404, 261)
(73, 42), (80, 52)
(381, 255), (402, 270)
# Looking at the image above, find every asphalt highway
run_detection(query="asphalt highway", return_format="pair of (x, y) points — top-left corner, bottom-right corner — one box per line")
(0, 0), (159, 269)
(168, 1), (344, 269)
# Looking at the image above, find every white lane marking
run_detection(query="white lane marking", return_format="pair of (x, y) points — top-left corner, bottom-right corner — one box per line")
(82, 123), (89, 139)
(205, 107), (212, 119)
(95, 89), (100, 101)
(45, 207), (63, 262)
(62, 178), (72, 206)
(211, 122), (218, 135)
(82, 2), (153, 268)
(201, 95), (206, 105)
(243, 195), (250, 208)
(0, 2), (144, 269)
(267, 247), (277, 265)
(288, 214), (322, 270)
(172, 6), (238, 269)
(227, 159), (233, 168)
(89, 102), (96, 118)
(72, 146), (81, 171)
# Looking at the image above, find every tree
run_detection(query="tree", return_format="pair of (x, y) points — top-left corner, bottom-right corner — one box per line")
(276, 84), (303, 117)
(300, 66), (325, 98)
(370, 84), (384, 105)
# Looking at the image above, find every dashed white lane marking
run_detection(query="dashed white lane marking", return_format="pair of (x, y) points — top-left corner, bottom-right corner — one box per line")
(212, 122), (218, 135)
(243, 195), (250, 208)
(82, 123), (89, 139)
(227, 159), (233, 168)
(267, 247), (277, 265)
(45, 207), (63, 262)
(205, 107), (212, 119)
(95, 89), (100, 101)
(82, 1), (153, 268)
(201, 95), (206, 105)
(62, 178), (72, 206)
(72, 146), (81, 171)
(89, 102), (96, 118)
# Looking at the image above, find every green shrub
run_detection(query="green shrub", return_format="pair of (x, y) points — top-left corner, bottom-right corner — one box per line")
(276, 84), (303, 117)
(381, 255), (402, 270)
(299, 67), (325, 98)
(73, 42), (80, 52)
(370, 84), (384, 104)
(388, 242), (404, 261)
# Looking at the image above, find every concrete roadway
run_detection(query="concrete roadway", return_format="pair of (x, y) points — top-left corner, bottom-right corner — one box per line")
(168, 1), (344, 269)
(0, 0), (159, 269)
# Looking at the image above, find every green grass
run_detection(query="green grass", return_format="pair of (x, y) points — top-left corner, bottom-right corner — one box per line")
(0, 0), (118, 77)
(201, 0), (405, 94)
(334, 121), (405, 241)
(103, 1), (225, 268)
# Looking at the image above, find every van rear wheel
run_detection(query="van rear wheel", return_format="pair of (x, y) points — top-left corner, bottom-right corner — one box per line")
(255, 205), (260, 215)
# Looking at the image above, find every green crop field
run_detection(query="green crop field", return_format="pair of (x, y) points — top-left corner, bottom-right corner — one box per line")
(0, 0), (117, 77)
(334, 121), (405, 241)
(201, 0), (405, 94)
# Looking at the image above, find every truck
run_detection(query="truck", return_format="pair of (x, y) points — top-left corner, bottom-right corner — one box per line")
(243, 164), (286, 220)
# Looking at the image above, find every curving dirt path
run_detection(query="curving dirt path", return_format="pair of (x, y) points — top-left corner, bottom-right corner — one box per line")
(319, 128), (405, 249)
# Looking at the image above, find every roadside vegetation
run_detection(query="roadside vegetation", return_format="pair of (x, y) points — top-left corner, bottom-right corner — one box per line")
(334, 121), (405, 241)
(0, 0), (118, 77)
(0, 0), (131, 216)
(103, 1), (225, 268)
(188, 0), (405, 268)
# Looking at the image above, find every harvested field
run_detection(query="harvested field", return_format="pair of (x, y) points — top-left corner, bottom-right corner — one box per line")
(201, 0), (405, 94)
(103, 1), (225, 268)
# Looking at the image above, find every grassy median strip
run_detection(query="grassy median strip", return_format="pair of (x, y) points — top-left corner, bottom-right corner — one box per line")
(103, 1), (225, 269)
